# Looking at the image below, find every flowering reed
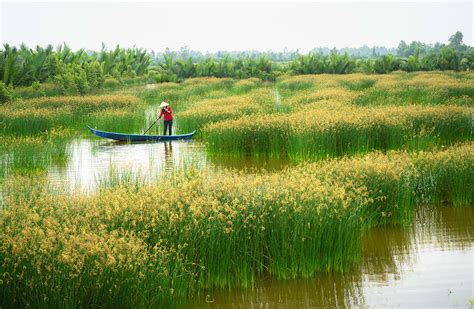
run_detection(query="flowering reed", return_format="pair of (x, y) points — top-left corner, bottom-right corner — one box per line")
(205, 103), (472, 158)
(1, 144), (472, 307)
(0, 95), (141, 135)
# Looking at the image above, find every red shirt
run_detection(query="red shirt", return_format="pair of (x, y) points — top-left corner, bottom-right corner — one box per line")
(159, 106), (173, 121)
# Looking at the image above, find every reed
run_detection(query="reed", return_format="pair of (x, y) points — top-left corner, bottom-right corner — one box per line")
(412, 145), (474, 207)
(1, 144), (472, 307)
(205, 104), (472, 159)
(0, 129), (72, 177)
(339, 79), (376, 91)
(0, 95), (143, 135)
(177, 96), (261, 133)
(0, 72), (472, 307)
(354, 73), (474, 106)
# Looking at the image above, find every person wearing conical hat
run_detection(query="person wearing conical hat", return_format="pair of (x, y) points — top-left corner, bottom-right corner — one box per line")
(158, 101), (173, 136)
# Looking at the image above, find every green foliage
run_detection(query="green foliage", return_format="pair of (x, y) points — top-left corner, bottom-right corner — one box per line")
(373, 55), (400, 74)
(103, 77), (122, 88)
(54, 62), (79, 95)
(1, 31), (474, 89)
(30, 81), (46, 97)
(439, 46), (460, 70)
(357, 58), (375, 73)
(339, 79), (376, 91)
(97, 44), (150, 78)
(150, 55), (276, 82)
(460, 48), (474, 70)
(0, 81), (13, 103)
(400, 49), (421, 72)
(0, 43), (150, 90)
(53, 61), (105, 95)
(289, 52), (356, 74)
(84, 61), (105, 89)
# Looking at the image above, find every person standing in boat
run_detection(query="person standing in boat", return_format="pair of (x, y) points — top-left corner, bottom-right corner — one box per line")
(158, 101), (173, 136)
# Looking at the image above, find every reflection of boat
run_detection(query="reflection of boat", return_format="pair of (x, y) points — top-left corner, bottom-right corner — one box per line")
(88, 126), (196, 142)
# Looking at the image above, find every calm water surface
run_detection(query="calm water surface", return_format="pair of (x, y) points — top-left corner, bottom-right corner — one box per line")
(46, 138), (288, 191)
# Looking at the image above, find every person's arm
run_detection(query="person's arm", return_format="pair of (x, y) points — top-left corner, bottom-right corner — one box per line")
(158, 109), (164, 119)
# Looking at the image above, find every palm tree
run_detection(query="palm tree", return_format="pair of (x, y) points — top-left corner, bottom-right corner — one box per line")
(0, 44), (18, 86)
(218, 56), (234, 78)
(328, 52), (355, 74)
(373, 54), (400, 74)
(196, 57), (216, 77)
(175, 57), (195, 79)
(99, 44), (121, 76)
(401, 49), (420, 72)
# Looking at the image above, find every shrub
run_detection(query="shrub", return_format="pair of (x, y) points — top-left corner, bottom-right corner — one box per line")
(0, 81), (14, 103)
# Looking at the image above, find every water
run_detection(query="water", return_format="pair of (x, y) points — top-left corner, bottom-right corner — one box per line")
(188, 207), (474, 308)
(46, 138), (208, 191)
(45, 138), (288, 191)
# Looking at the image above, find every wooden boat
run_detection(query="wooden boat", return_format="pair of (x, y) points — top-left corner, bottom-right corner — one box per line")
(88, 126), (196, 142)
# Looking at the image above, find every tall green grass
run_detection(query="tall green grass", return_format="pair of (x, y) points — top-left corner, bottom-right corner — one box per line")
(205, 105), (472, 160)
(0, 132), (71, 177)
(339, 79), (376, 91)
(0, 95), (146, 136)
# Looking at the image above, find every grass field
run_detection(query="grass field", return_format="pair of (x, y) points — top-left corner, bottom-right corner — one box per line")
(0, 72), (473, 307)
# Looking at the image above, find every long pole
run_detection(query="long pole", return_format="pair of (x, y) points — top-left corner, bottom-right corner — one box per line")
(143, 119), (159, 134)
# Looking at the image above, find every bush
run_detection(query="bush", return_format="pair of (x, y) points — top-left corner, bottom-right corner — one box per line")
(73, 64), (90, 95)
(153, 72), (179, 83)
(54, 61), (105, 95)
(54, 62), (78, 95)
(84, 61), (105, 89)
(31, 81), (46, 97)
(104, 77), (122, 89)
(0, 81), (14, 103)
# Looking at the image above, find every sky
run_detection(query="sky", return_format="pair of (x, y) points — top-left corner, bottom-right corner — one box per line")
(1, 1), (472, 53)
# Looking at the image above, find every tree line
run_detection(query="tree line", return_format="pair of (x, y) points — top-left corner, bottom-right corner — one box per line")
(152, 31), (473, 80)
(0, 43), (151, 100)
(1, 31), (472, 102)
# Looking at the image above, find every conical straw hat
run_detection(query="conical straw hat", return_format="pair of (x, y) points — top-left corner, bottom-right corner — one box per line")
(159, 101), (169, 108)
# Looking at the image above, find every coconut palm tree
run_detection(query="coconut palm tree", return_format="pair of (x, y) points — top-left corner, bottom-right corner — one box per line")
(373, 54), (400, 74)
(327, 52), (355, 74)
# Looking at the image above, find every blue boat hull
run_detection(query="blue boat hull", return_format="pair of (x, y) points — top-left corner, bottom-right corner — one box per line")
(88, 126), (196, 141)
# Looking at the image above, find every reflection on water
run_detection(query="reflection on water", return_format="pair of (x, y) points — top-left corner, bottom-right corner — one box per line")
(47, 138), (208, 191)
(45, 138), (289, 192)
(188, 207), (474, 308)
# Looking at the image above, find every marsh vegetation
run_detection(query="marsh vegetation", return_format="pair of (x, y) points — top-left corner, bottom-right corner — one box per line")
(0, 71), (473, 307)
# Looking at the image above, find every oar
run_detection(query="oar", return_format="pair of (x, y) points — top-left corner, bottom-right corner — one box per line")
(143, 119), (159, 134)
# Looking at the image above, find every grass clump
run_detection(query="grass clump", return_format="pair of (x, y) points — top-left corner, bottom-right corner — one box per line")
(0, 128), (73, 177)
(205, 104), (472, 159)
(339, 79), (376, 91)
(0, 95), (143, 135)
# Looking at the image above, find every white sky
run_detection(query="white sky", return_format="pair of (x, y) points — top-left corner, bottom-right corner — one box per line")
(1, 1), (472, 53)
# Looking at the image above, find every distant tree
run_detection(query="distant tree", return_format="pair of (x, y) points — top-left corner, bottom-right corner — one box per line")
(371, 47), (377, 58)
(419, 51), (438, 71)
(438, 46), (459, 70)
(373, 54), (399, 73)
(401, 49), (420, 72)
(448, 31), (464, 50)
(460, 47), (474, 70)
(397, 40), (408, 57)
